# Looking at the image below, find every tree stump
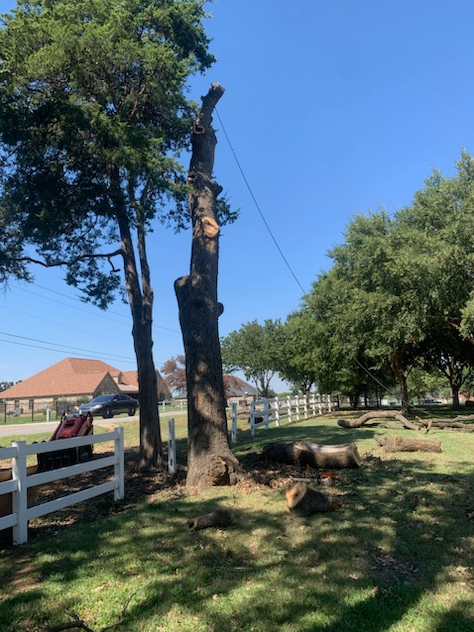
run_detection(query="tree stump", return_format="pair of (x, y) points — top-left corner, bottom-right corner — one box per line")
(263, 441), (362, 469)
(286, 482), (339, 516)
(187, 508), (233, 531)
(374, 434), (442, 453)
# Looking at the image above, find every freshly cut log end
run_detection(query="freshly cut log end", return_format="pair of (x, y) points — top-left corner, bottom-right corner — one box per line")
(263, 441), (362, 469)
(285, 482), (340, 516)
(187, 509), (233, 531)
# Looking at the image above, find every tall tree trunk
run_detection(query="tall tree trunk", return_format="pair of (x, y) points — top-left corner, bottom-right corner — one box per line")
(390, 352), (410, 413)
(175, 83), (240, 491)
(451, 384), (460, 407)
(114, 171), (162, 471)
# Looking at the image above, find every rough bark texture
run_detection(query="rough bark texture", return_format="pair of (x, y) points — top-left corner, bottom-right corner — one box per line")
(286, 482), (339, 516)
(187, 508), (233, 531)
(175, 83), (241, 491)
(263, 441), (362, 469)
(338, 410), (420, 430)
(374, 434), (442, 453)
(117, 206), (162, 471)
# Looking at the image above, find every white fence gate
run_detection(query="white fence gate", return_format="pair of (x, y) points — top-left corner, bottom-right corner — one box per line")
(0, 427), (124, 545)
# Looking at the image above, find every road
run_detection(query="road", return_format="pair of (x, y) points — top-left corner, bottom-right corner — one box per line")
(0, 410), (186, 440)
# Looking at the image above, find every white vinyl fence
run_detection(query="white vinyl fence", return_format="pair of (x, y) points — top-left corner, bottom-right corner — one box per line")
(230, 394), (333, 443)
(0, 427), (124, 545)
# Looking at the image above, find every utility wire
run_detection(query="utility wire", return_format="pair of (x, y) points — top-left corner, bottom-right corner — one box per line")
(215, 108), (306, 295)
(216, 109), (433, 417)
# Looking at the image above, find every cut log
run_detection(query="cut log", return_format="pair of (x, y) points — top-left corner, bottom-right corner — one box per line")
(187, 508), (233, 531)
(263, 441), (362, 469)
(286, 482), (339, 516)
(374, 434), (442, 453)
(338, 410), (420, 430)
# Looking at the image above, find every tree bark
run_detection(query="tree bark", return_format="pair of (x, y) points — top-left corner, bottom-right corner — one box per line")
(286, 482), (339, 516)
(390, 352), (410, 413)
(374, 434), (442, 453)
(175, 83), (241, 491)
(263, 441), (362, 468)
(114, 171), (163, 471)
(338, 410), (420, 430)
(187, 509), (233, 531)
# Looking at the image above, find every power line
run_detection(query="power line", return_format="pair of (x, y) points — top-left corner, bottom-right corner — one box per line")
(215, 108), (306, 295)
(0, 330), (136, 363)
(215, 109), (431, 415)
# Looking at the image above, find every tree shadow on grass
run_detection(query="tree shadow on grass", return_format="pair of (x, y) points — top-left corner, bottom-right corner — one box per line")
(2, 429), (474, 632)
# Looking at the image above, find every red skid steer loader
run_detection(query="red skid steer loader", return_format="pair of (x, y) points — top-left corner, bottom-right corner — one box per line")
(36, 412), (94, 472)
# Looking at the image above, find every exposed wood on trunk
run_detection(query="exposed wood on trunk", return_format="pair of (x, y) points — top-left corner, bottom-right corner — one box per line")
(174, 83), (241, 491)
(338, 410), (421, 430)
(374, 434), (442, 453)
(286, 482), (340, 516)
(263, 441), (362, 469)
(187, 508), (233, 531)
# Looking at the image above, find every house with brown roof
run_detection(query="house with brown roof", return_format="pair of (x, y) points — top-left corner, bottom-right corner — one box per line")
(0, 357), (170, 414)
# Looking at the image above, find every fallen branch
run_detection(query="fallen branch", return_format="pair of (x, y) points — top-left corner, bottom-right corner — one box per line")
(263, 441), (362, 469)
(374, 434), (442, 453)
(47, 593), (135, 632)
(415, 417), (474, 432)
(187, 508), (233, 531)
(338, 410), (421, 430)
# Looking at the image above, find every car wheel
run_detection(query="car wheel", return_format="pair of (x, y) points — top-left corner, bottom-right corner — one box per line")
(128, 407), (136, 416)
(105, 406), (113, 418)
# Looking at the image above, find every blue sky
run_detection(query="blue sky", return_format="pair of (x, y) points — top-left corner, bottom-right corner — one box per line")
(1, 0), (474, 389)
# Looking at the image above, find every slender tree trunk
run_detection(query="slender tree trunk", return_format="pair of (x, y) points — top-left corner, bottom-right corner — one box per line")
(175, 83), (241, 491)
(451, 384), (460, 407)
(391, 353), (410, 413)
(113, 170), (162, 471)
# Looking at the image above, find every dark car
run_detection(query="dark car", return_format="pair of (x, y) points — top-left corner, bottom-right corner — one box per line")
(78, 393), (139, 419)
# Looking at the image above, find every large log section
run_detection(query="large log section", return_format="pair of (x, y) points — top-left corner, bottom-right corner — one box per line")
(263, 441), (362, 469)
(286, 482), (340, 516)
(374, 434), (442, 453)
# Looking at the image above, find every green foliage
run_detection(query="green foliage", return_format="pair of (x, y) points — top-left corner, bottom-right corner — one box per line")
(221, 319), (284, 397)
(0, 0), (221, 300)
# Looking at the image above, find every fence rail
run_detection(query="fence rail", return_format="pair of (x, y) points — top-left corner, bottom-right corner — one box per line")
(230, 394), (333, 443)
(0, 427), (124, 545)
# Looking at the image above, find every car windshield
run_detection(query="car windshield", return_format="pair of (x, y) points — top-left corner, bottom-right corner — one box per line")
(89, 396), (112, 403)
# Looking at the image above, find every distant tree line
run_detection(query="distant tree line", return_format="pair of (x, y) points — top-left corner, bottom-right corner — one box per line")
(221, 153), (474, 411)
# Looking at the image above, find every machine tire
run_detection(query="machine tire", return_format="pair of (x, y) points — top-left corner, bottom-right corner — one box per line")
(128, 407), (136, 416)
(104, 406), (113, 418)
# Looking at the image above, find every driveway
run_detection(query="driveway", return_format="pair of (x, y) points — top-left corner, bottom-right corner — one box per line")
(0, 409), (185, 441)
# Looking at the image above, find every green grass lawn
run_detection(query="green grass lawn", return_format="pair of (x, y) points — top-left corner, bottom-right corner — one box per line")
(1, 413), (474, 632)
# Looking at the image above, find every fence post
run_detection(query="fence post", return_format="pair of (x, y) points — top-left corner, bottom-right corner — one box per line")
(287, 396), (292, 424)
(114, 426), (125, 500)
(264, 400), (269, 430)
(231, 403), (238, 444)
(12, 441), (28, 545)
(304, 395), (308, 419)
(310, 393), (316, 417)
(295, 397), (300, 421)
(318, 394), (322, 415)
(249, 400), (256, 435)
(274, 398), (280, 427)
(168, 418), (176, 474)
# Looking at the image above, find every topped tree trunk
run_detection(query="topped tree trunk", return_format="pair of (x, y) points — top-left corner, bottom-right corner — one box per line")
(175, 83), (241, 492)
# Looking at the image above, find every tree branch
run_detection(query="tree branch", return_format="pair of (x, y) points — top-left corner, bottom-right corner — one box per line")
(15, 249), (123, 272)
